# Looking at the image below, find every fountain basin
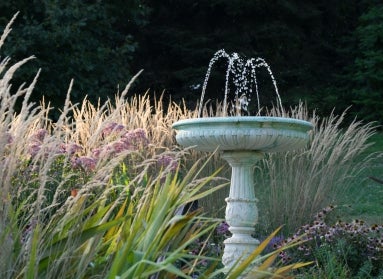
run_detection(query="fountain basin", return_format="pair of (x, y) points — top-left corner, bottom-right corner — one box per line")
(172, 116), (313, 152)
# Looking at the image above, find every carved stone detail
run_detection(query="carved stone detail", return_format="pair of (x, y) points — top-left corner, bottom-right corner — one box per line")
(220, 151), (263, 272)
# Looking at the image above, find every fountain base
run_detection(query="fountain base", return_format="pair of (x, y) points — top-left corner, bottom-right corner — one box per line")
(220, 151), (262, 272)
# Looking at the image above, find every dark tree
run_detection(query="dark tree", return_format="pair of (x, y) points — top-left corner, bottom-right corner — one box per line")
(0, 0), (148, 116)
(349, 3), (383, 123)
(132, 0), (367, 117)
(1, 0), (380, 123)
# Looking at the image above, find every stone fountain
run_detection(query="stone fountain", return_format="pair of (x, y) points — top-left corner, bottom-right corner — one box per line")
(172, 50), (313, 272)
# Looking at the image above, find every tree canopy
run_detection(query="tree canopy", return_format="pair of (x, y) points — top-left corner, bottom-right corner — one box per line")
(0, 0), (382, 123)
(0, 0), (148, 115)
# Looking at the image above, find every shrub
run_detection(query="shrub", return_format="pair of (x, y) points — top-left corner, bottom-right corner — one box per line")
(277, 206), (383, 277)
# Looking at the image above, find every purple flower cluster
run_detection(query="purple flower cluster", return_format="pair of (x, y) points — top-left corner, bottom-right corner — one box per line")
(122, 128), (150, 147)
(71, 156), (97, 172)
(101, 123), (149, 148)
(28, 129), (48, 157)
(62, 143), (83, 155)
(95, 127), (150, 158)
(7, 124), (150, 174)
(32, 128), (48, 142)
(263, 235), (285, 254)
(26, 129), (85, 159)
(278, 205), (383, 265)
(216, 221), (230, 236)
(101, 122), (125, 138)
(157, 154), (179, 172)
(71, 127), (150, 171)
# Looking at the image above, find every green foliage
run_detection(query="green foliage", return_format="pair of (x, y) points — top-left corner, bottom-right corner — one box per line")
(297, 247), (351, 279)
(225, 226), (312, 279)
(0, 1), (148, 115)
(280, 206), (383, 278)
(4, 155), (228, 278)
(316, 2), (383, 124)
(8, 151), (312, 278)
(350, 3), (383, 122)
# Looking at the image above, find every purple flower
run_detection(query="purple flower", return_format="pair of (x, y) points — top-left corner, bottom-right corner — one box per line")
(31, 129), (48, 142)
(5, 132), (13, 144)
(96, 139), (132, 157)
(121, 128), (149, 149)
(157, 155), (178, 172)
(216, 221), (230, 235)
(71, 156), (97, 172)
(28, 142), (42, 157)
(111, 140), (130, 153)
(265, 235), (285, 253)
(101, 122), (125, 138)
(57, 142), (83, 155)
(92, 147), (103, 159)
(27, 129), (50, 157)
(64, 143), (83, 155)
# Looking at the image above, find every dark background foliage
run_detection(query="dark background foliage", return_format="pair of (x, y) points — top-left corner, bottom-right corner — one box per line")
(0, 0), (382, 123)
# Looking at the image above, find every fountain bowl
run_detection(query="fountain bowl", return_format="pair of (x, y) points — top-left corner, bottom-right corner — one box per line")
(172, 116), (313, 152)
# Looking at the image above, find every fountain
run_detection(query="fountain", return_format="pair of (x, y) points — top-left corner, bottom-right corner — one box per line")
(172, 50), (313, 273)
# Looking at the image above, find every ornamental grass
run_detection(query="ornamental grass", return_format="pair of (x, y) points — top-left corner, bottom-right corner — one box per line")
(256, 106), (378, 235)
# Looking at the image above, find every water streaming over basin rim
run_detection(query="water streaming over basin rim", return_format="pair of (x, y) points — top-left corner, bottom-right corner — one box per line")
(172, 116), (314, 152)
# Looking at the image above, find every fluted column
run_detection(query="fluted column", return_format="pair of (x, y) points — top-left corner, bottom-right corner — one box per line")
(221, 150), (263, 272)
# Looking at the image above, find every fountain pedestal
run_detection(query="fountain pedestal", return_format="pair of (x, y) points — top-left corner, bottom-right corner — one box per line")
(172, 116), (313, 273)
(221, 151), (263, 270)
